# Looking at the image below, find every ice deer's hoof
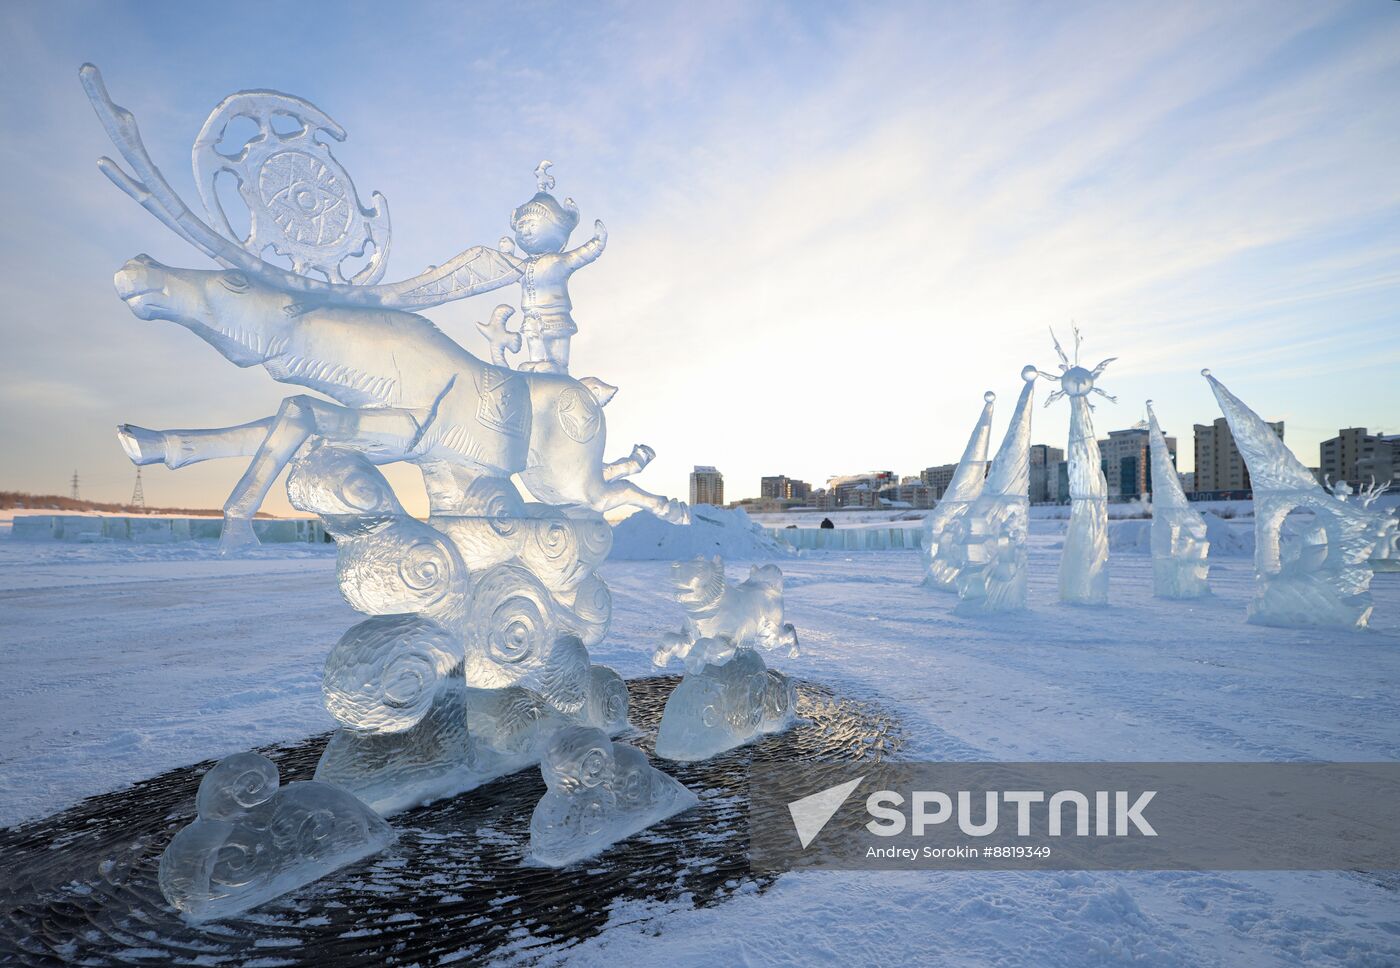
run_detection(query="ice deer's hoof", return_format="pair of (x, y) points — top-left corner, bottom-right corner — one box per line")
(218, 516), (261, 557)
(632, 444), (656, 466)
(663, 500), (691, 526)
(116, 424), (167, 466)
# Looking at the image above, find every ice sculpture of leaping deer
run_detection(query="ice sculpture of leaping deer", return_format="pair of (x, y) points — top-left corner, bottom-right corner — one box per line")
(81, 65), (687, 553)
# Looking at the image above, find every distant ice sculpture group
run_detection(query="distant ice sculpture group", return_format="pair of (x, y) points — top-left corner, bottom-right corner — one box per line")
(84, 64), (708, 917)
(652, 557), (799, 760)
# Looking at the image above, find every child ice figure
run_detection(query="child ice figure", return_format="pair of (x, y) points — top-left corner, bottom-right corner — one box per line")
(505, 162), (607, 374)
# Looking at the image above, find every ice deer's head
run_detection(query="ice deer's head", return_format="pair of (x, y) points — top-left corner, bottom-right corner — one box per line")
(113, 255), (295, 367)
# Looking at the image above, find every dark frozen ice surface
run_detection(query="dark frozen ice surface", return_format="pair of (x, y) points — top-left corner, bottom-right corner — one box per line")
(0, 677), (902, 966)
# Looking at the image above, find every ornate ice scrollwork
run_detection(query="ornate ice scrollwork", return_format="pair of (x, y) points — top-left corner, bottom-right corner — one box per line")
(463, 563), (561, 687)
(322, 615), (462, 733)
(335, 519), (469, 625)
(193, 90), (390, 285)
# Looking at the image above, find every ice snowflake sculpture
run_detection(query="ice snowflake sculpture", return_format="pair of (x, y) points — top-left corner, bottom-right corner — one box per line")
(922, 391), (995, 591)
(159, 752), (394, 922)
(939, 367), (1037, 613)
(1203, 370), (1388, 628)
(652, 558), (799, 760)
(1146, 401), (1210, 599)
(83, 64), (698, 913)
(1039, 327), (1115, 605)
(528, 726), (698, 867)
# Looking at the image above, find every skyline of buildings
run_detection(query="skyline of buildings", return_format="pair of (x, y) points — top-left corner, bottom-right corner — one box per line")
(714, 419), (1397, 510)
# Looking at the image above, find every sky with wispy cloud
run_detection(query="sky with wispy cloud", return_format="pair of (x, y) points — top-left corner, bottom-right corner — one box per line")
(1, 0), (1396, 513)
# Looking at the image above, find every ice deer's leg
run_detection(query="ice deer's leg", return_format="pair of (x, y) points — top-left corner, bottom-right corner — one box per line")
(589, 479), (690, 525)
(219, 396), (326, 555)
(118, 418), (274, 470)
(602, 444), (655, 482)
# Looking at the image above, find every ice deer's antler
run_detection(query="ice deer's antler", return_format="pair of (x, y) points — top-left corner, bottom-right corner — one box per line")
(79, 64), (523, 310)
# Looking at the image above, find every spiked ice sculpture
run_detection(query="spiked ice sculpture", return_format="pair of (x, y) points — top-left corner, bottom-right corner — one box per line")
(923, 392), (995, 590)
(83, 64), (698, 916)
(528, 727), (698, 867)
(1040, 328), (1115, 605)
(939, 367), (1037, 613)
(1203, 370), (1388, 628)
(1146, 401), (1210, 599)
(652, 557), (799, 760)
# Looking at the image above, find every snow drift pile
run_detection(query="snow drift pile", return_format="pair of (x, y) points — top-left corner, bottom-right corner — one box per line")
(609, 505), (794, 561)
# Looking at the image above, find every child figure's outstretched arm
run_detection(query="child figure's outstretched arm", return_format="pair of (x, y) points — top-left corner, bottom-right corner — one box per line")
(562, 219), (608, 270)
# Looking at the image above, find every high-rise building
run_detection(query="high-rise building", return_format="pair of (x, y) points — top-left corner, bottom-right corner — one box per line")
(1356, 443), (1400, 489)
(690, 466), (724, 506)
(1194, 416), (1282, 493)
(921, 464), (958, 499)
(761, 475), (812, 501)
(1098, 425), (1175, 500)
(1028, 444), (1065, 503)
(1320, 428), (1400, 489)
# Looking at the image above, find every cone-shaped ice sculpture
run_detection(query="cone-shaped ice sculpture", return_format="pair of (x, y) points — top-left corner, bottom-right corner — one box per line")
(940, 367), (1037, 614)
(1040, 328), (1114, 605)
(1147, 402), (1210, 599)
(923, 392), (995, 590)
(1203, 370), (1387, 628)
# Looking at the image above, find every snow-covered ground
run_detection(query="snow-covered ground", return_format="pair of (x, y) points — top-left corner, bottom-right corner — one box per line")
(2, 520), (1398, 965)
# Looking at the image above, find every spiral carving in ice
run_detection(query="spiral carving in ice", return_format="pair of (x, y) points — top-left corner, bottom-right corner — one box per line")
(196, 751), (280, 820)
(286, 443), (402, 520)
(429, 477), (530, 572)
(539, 633), (591, 716)
(654, 647), (797, 762)
(462, 563), (561, 687)
(584, 665), (630, 732)
(322, 615), (462, 733)
(528, 726), (697, 867)
(159, 752), (393, 921)
(519, 506), (587, 591)
(335, 519), (469, 625)
(573, 512), (614, 566)
(562, 571), (612, 646)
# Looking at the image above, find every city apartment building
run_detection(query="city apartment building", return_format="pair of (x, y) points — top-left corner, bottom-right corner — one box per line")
(689, 466), (724, 506)
(1194, 416), (1282, 493)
